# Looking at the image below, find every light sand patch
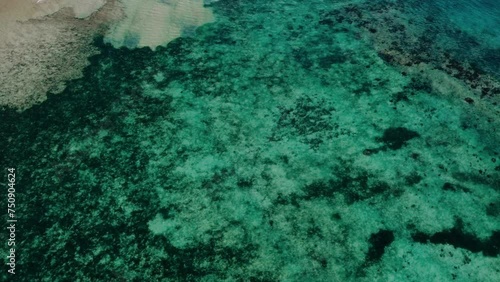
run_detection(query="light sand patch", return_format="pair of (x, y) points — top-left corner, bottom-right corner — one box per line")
(0, 0), (123, 110)
(0, 0), (107, 21)
(104, 0), (214, 49)
(0, 0), (215, 110)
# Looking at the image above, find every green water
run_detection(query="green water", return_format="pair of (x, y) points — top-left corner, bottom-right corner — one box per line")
(1, 0), (499, 281)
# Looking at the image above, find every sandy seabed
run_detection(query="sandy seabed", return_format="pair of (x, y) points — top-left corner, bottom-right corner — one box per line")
(0, 0), (119, 110)
(0, 0), (213, 110)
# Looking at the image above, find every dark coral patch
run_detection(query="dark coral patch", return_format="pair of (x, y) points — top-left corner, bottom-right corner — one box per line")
(412, 220), (500, 257)
(442, 182), (471, 193)
(366, 230), (395, 263)
(405, 173), (422, 185)
(318, 52), (347, 69)
(301, 168), (392, 204)
(486, 201), (500, 217)
(377, 127), (420, 150)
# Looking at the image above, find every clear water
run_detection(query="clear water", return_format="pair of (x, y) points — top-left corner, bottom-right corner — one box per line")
(1, 0), (499, 281)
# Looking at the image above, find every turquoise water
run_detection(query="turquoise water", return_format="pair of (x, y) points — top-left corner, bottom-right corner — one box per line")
(1, 0), (499, 281)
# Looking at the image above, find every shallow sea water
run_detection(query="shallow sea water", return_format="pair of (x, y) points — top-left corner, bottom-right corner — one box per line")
(0, 0), (499, 281)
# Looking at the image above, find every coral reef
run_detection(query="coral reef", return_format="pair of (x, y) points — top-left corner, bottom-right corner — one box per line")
(0, 0), (498, 281)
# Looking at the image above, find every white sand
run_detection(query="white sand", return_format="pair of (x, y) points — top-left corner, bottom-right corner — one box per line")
(0, 0), (121, 110)
(0, 0), (214, 110)
(105, 0), (214, 49)
(0, 0), (106, 21)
